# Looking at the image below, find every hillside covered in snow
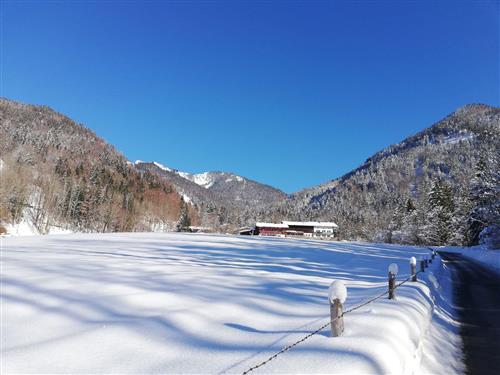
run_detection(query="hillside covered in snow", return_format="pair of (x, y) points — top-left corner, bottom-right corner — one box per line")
(258, 104), (499, 248)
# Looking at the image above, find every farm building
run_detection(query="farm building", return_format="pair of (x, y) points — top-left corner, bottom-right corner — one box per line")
(254, 221), (338, 238)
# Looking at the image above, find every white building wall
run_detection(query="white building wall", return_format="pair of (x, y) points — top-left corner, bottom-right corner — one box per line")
(313, 226), (335, 237)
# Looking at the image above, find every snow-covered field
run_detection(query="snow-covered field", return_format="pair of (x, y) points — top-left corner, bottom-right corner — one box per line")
(1, 233), (461, 374)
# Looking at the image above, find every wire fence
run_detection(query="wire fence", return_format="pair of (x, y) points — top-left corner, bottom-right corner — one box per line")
(242, 268), (426, 375)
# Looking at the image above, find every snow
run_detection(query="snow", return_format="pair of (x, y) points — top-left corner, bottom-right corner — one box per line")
(190, 172), (215, 189)
(388, 263), (399, 275)
(436, 245), (500, 276)
(176, 171), (191, 179)
(181, 193), (192, 204)
(2, 189), (74, 236)
(283, 221), (339, 228)
(3, 218), (73, 236)
(328, 280), (347, 304)
(419, 260), (464, 374)
(1, 233), (459, 373)
(175, 171), (216, 189)
(3, 218), (40, 236)
(152, 161), (173, 172)
(410, 256), (417, 266)
(255, 222), (289, 228)
(442, 133), (474, 145)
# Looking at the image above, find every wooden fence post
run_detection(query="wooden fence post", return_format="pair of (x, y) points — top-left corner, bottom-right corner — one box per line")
(330, 299), (344, 337)
(420, 258), (425, 272)
(410, 257), (417, 282)
(328, 280), (346, 337)
(388, 263), (398, 300)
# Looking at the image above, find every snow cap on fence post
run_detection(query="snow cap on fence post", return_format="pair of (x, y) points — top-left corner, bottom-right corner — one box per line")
(410, 257), (417, 281)
(328, 280), (347, 304)
(388, 263), (397, 300)
(388, 263), (398, 276)
(410, 257), (417, 266)
(328, 280), (346, 337)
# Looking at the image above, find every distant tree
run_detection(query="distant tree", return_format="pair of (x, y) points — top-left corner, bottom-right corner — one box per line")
(177, 198), (191, 232)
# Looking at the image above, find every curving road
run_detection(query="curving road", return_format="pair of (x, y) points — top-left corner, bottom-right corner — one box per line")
(439, 252), (500, 375)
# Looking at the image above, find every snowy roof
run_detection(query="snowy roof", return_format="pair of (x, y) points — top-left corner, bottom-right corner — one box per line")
(256, 221), (338, 229)
(255, 222), (289, 228)
(283, 221), (338, 228)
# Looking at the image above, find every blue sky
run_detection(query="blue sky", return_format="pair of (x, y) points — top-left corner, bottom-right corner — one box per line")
(1, 0), (498, 193)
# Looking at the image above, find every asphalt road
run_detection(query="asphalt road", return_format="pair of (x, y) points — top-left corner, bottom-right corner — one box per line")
(439, 252), (500, 375)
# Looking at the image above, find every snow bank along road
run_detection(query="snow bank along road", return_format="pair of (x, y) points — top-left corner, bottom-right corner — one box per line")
(439, 252), (500, 375)
(1, 233), (459, 374)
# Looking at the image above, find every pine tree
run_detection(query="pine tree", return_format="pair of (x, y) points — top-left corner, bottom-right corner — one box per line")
(423, 179), (454, 245)
(449, 186), (473, 246)
(177, 198), (191, 232)
(468, 153), (500, 246)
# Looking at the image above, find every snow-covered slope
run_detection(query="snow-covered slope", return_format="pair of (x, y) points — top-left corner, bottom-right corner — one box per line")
(262, 104), (499, 246)
(2, 233), (461, 374)
(178, 170), (217, 189)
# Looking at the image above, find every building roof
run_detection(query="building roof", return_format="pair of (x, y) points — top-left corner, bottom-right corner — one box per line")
(255, 222), (289, 228)
(282, 221), (338, 228)
(256, 221), (339, 229)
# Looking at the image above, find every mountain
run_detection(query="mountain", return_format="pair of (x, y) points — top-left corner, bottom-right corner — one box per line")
(259, 104), (499, 247)
(134, 161), (287, 228)
(1, 97), (498, 246)
(0, 98), (195, 234)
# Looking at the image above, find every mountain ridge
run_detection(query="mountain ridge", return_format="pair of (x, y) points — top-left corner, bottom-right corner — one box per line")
(1, 97), (498, 246)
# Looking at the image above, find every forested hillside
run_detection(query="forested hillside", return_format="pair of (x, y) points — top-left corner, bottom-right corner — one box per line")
(0, 98), (197, 234)
(258, 104), (499, 247)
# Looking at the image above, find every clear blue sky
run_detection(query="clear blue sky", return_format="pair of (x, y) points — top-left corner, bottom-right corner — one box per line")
(1, 0), (498, 193)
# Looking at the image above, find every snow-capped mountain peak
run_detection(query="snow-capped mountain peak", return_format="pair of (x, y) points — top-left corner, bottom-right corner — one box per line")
(133, 161), (287, 225)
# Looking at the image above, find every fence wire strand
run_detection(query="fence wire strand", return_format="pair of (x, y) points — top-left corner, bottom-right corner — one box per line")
(241, 270), (424, 375)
